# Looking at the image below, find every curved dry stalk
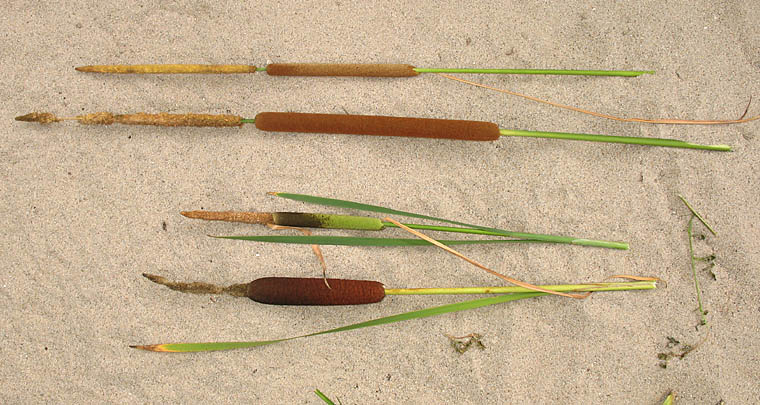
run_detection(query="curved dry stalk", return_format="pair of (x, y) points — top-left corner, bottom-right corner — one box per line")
(438, 73), (760, 125)
(383, 217), (589, 299)
(267, 224), (330, 288)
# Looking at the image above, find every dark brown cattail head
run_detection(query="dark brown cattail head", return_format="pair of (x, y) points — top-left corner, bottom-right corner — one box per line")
(247, 277), (386, 305)
(254, 112), (500, 141)
(265, 63), (418, 77)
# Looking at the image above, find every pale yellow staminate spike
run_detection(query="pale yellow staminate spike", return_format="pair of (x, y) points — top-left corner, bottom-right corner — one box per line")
(267, 224), (331, 289)
(75, 64), (258, 74)
(181, 211), (274, 224)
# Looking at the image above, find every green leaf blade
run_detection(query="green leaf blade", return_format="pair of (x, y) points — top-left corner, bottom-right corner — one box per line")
(214, 235), (546, 246)
(271, 193), (628, 249)
(133, 292), (545, 353)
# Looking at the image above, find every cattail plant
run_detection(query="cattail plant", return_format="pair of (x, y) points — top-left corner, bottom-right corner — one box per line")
(75, 62), (654, 77)
(143, 273), (657, 306)
(15, 111), (730, 151)
(134, 274), (656, 352)
(182, 209), (629, 249)
(181, 192), (630, 250)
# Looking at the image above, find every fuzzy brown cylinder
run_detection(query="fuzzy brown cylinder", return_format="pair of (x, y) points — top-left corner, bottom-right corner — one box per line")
(265, 63), (419, 77)
(247, 277), (386, 305)
(254, 112), (500, 141)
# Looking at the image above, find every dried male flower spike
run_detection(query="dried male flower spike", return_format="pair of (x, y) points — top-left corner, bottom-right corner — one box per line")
(77, 112), (116, 125)
(75, 64), (258, 74)
(14, 112), (61, 123)
(15, 112), (244, 127)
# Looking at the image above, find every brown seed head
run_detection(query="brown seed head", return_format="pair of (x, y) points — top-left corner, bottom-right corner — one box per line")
(247, 277), (386, 305)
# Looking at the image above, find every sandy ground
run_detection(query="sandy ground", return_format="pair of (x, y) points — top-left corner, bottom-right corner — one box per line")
(1, 1), (758, 403)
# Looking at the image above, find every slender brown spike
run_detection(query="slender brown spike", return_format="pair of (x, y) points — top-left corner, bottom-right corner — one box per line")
(246, 277), (386, 305)
(75, 64), (258, 74)
(15, 112), (61, 123)
(265, 63), (418, 77)
(142, 273), (248, 297)
(181, 211), (274, 224)
(114, 113), (243, 127)
(254, 112), (500, 141)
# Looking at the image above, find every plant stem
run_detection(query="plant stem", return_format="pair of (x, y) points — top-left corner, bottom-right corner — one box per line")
(383, 221), (629, 250)
(240, 118), (255, 124)
(385, 281), (656, 295)
(499, 129), (731, 151)
(678, 194), (717, 235)
(687, 216), (708, 325)
(412, 68), (654, 77)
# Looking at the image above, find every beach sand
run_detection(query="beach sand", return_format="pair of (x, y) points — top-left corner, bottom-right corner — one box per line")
(1, 1), (758, 403)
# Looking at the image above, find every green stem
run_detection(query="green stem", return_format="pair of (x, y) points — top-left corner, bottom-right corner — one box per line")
(314, 389), (336, 405)
(678, 195), (717, 235)
(385, 281), (655, 295)
(240, 118), (255, 124)
(383, 221), (629, 250)
(413, 68), (654, 77)
(499, 129), (731, 151)
(687, 216), (707, 325)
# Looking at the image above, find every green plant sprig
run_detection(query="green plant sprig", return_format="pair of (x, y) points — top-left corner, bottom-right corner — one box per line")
(213, 235), (545, 246)
(183, 209), (628, 249)
(679, 194), (717, 326)
(500, 129), (730, 151)
(314, 389), (337, 405)
(258, 192), (628, 249)
(411, 68), (654, 76)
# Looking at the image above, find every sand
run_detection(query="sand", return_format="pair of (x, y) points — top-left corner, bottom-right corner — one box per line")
(1, 1), (758, 403)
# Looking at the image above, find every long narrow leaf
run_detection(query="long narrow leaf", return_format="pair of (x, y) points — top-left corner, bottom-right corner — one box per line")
(133, 292), (544, 352)
(271, 193), (628, 249)
(213, 235), (548, 246)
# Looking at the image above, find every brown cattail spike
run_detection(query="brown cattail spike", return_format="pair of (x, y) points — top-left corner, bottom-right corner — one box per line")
(266, 63), (419, 77)
(75, 64), (258, 74)
(254, 112), (500, 141)
(247, 277), (386, 305)
(15, 112), (61, 123)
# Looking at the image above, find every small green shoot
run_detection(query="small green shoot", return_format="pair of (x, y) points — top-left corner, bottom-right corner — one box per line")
(314, 389), (338, 405)
(680, 195), (717, 326)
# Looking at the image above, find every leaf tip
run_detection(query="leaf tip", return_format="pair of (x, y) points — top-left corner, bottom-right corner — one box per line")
(130, 344), (175, 352)
(142, 273), (163, 283)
